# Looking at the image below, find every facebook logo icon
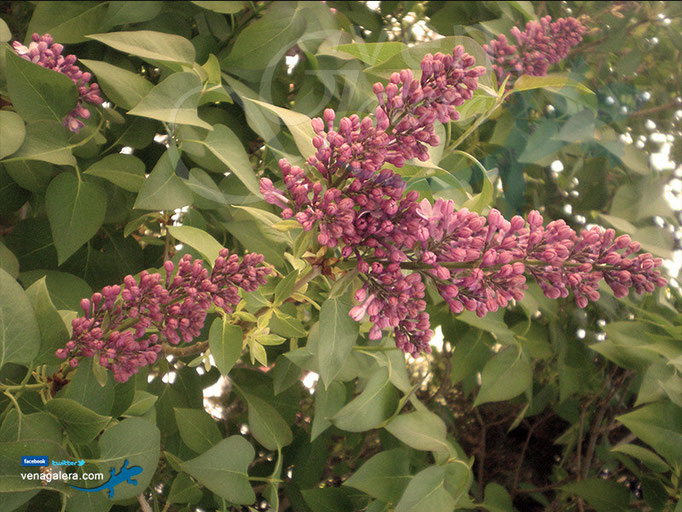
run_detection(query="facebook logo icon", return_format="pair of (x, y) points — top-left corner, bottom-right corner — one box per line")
(21, 456), (48, 466)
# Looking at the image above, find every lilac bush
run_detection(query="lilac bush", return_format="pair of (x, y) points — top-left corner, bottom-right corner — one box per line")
(4, 5), (678, 511)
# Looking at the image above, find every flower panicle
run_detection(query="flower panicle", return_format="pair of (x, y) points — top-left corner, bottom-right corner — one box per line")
(12, 33), (104, 132)
(55, 249), (272, 383)
(483, 15), (586, 86)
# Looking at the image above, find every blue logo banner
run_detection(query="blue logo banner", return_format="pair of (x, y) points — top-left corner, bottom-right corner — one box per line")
(21, 456), (48, 466)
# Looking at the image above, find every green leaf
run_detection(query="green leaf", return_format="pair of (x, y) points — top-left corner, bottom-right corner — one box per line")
(270, 310), (306, 338)
(83, 154), (146, 192)
(93, 417), (160, 501)
(0, 268), (40, 370)
(274, 270), (299, 306)
(474, 346), (531, 406)
(182, 436), (255, 505)
(0, 242), (19, 279)
(242, 391), (293, 450)
(0, 18), (10, 42)
(3, 160), (53, 192)
(483, 483), (514, 512)
(461, 172), (493, 213)
(167, 473), (203, 504)
(134, 150), (193, 211)
(123, 390), (158, 416)
(517, 119), (564, 164)
(230, 205), (292, 244)
(19, 270), (92, 311)
(184, 124), (261, 196)
(174, 408), (222, 454)
(167, 225), (223, 264)
(64, 488), (114, 512)
(0, 410), (62, 443)
(513, 73), (593, 95)
(395, 463), (472, 512)
(344, 449), (411, 503)
(450, 330), (491, 385)
(272, 354), (302, 395)
(616, 402), (682, 465)
(619, 145), (649, 175)
(385, 411), (450, 453)
(79, 60), (153, 111)
(104, 1), (162, 26)
(611, 443), (670, 474)
(632, 226), (673, 260)
(26, 2), (109, 44)
(301, 487), (359, 512)
(311, 380), (346, 441)
(45, 398), (111, 444)
(0, 165), (28, 214)
(242, 98), (316, 157)
(208, 317), (243, 376)
(2, 121), (76, 166)
(593, 322), (664, 369)
(554, 110), (595, 143)
(25, 278), (70, 366)
(127, 72), (211, 129)
(250, 340), (268, 366)
(186, 167), (225, 205)
(0, 111), (25, 159)
(222, 2), (306, 73)
(87, 30), (196, 65)
(332, 42), (407, 65)
(561, 478), (630, 512)
(317, 297), (359, 388)
(659, 374), (682, 407)
(192, 1), (245, 14)
(46, 173), (107, 264)
(60, 358), (115, 415)
(5, 49), (78, 123)
(332, 367), (398, 432)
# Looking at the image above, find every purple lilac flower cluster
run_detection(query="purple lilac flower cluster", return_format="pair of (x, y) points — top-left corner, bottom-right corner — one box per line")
(483, 16), (586, 85)
(56, 250), (271, 382)
(260, 44), (667, 357)
(12, 33), (104, 133)
(412, 201), (666, 314)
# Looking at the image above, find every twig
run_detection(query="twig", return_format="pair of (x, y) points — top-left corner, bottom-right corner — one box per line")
(628, 101), (677, 118)
(136, 494), (152, 512)
(473, 406), (487, 500)
(514, 479), (569, 495)
(162, 266), (321, 358)
(511, 417), (547, 496)
(426, 344), (453, 403)
(582, 374), (624, 480)
(162, 340), (208, 357)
